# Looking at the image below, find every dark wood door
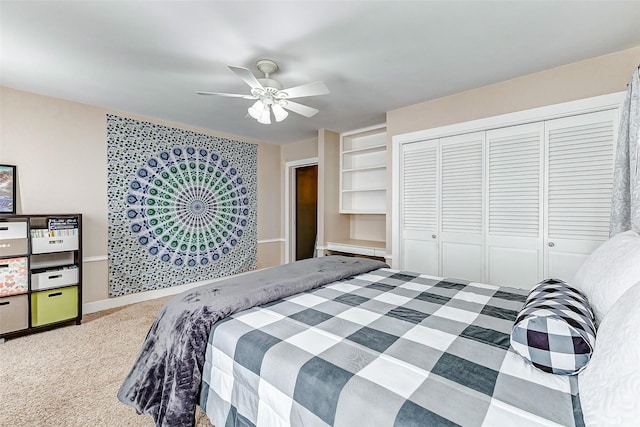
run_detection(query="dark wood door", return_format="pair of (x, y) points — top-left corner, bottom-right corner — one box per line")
(295, 165), (318, 261)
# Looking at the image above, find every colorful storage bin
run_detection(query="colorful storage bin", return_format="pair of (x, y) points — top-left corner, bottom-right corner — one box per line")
(0, 256), (28, 297)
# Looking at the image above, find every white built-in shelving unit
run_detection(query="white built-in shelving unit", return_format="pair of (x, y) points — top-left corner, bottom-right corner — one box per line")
(340, 124), (387, 214)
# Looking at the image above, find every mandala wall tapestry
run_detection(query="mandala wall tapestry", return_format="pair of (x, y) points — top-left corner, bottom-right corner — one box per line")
(107, 115), (257, 297)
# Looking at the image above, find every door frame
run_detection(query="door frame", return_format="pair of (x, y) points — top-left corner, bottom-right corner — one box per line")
(285, 157), (318, 263)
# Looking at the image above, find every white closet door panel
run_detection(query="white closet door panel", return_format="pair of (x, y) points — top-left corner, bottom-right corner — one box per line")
(440, 132), (484, 281)
(487, 124), (543, 238)
(442, 242), (483, 282)
(488, 245), (541, 289)
(544, 109), (617, 280)
(401, 141), (438, 231)
(486, 123), (544, 286)
(546, 239), (603, 283)
(404, 239), (438, 275)
(400, 139), (439, 274)
(440, 133), (484, 234)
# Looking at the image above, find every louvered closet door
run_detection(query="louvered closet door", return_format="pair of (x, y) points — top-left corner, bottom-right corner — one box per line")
(400, 139), (439, 274)
(440, 132), (485, 282)
(486, 123), (544, 288)
(544, 109), (617, 281)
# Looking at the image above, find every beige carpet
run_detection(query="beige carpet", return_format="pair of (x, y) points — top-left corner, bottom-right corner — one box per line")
(0, 296), (214, 427)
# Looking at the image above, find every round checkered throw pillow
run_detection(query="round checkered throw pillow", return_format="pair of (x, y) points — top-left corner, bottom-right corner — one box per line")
(510, 278), (596, 375)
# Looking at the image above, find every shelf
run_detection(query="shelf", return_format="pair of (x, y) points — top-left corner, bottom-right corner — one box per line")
(327, 239), (386, 258)
(340, 125), (387, 214)
(341, 188), (386, 193)
(341, 189), (386, 213)
(340, 209), (386, 215)
(342, 165), (386, 173)
(342, 144), (387, 155)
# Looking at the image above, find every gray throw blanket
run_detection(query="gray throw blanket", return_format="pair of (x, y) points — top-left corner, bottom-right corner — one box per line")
(117, 256), (388, 426)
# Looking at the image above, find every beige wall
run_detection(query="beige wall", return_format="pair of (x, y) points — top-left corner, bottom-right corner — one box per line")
(281, 137), (318, 163)
(318, 129), (349, 251)
(387, 46), (640, 138)
(0, 86), (282, 304)
(256, 140), (283, 267)
(350, 214), (385, 241)
(385, 46), (640, 256)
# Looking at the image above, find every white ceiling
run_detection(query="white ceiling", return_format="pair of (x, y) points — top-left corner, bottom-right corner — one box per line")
(2, 1), (640, 144)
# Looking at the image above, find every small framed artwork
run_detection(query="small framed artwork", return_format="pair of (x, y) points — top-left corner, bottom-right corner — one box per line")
(0, 164), (17, 214)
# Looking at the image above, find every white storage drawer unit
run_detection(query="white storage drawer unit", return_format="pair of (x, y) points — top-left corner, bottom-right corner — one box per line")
(0, 221), (27, 239)
(31, 234), (79, 254)
(0, 221), (28, 257)
(31, 267), (79, 291)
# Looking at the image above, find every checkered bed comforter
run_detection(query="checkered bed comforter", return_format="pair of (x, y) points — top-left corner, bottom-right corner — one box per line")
(199, 268), (584, 427)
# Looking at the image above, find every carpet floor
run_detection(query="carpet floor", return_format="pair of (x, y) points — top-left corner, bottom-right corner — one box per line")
(0, 296), (214, 427)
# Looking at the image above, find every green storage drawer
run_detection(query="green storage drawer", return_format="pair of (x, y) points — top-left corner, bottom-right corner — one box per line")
(31, 286), (78, 327)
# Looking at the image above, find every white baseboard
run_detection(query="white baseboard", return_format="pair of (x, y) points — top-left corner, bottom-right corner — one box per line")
(257, 238), (285, 244)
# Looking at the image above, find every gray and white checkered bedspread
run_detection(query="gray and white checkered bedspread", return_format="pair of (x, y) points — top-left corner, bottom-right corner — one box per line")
(200, 268), (584, 426)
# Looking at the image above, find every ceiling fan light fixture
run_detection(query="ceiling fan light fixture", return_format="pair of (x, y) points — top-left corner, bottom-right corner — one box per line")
(272, 103), (288, 122)
(248, 100), (264, 120)
(257, 105), (271, 124)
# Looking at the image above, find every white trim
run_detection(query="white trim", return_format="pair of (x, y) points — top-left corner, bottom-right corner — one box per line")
(393, 92), (626, 145)
(258, 238), (285, 244)
(392, 91), (626, 272)
(284, 157), (318, 263)
(83, 255), (108, 263)
(341, 123), (386, 137)
(392, 132), (401, 269)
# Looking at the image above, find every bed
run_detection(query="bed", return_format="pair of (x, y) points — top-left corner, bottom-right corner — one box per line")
(119, 230), (640, 427)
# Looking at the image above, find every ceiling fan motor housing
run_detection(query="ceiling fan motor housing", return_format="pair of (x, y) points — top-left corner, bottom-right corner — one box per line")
(258, 78), (282, 91)
(256, 59), (278, 75)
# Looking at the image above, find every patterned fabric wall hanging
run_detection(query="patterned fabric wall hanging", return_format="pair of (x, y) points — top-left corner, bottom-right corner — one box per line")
(106, 115), (257, 297)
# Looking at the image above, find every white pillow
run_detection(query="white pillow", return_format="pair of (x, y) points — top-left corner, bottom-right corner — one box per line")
(578, 280), (640, 426)
(572, 230), (640, 325)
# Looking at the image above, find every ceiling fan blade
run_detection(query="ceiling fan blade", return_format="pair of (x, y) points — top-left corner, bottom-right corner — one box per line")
(282, 100), (319, 118)
(195, 91), (256, 99)
(228, 65), (264, 91)
(280, 81), (329, 99)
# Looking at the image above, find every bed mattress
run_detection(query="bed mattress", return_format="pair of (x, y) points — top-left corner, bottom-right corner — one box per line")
(200, 267), (583, 426)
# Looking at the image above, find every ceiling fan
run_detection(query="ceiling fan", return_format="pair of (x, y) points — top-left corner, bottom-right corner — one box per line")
(196, 59), (330, 124)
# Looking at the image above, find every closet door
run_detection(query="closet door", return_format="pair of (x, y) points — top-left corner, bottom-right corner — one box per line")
(440, 132), (485, 282)
(486, 123), (544, 288)
(400, 139), (439, 275)
(544, 109), (617, 281)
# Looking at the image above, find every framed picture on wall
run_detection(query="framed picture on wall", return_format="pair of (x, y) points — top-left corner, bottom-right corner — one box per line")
(0, 164), (17, 214)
